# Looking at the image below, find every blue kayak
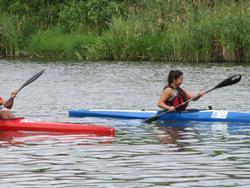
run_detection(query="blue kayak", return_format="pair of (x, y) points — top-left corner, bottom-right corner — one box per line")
(69, 109), (250, 123)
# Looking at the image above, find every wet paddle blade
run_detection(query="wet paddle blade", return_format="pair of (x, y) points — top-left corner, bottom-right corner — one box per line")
(206, 74), (241, 94)
(18, 69), (45, 92)
(4, 69), (45, 109)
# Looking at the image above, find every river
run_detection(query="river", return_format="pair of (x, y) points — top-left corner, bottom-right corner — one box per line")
(0, 60), (250, 187)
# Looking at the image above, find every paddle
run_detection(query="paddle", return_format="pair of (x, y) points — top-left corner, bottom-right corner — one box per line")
(144, 74), (242, 123)
(4, 69), (45, 109)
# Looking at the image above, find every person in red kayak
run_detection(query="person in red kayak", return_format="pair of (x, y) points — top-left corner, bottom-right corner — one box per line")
(157, 70), (205, 112)
(0, 91), (18, 119)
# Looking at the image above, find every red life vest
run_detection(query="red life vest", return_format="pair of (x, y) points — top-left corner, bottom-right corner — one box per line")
(164, 86), (188, 111)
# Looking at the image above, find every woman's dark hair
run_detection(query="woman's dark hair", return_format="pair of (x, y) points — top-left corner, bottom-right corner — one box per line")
(168, 70), (183, 85)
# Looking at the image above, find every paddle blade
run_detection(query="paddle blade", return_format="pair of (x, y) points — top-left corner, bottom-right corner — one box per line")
(18, 69), (45, 92)
(206, 74), (241, 93)
(4, 69), (45, 109)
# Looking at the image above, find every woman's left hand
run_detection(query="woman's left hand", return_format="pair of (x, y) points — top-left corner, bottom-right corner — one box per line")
(11, 90), (18, 98)
(199, 89), (205, 97)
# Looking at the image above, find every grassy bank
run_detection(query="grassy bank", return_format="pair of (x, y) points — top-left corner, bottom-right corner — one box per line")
(0, 0), (249, 62)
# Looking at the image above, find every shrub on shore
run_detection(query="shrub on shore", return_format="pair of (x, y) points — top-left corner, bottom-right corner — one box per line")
(0, 0), (249, 62)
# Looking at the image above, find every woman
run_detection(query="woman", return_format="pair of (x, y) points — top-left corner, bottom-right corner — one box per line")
(0, 91), (18, 119)
(157, 70), (205, 112)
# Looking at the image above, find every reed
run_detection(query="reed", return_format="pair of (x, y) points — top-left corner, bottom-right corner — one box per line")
(0, 1), (248, 62)
(0, 13), (21, 57)
(86, 16), (169, 61)
(212, 3), (250, 62)
(27, 27), (97, 60)
(87, 1), (249, 62)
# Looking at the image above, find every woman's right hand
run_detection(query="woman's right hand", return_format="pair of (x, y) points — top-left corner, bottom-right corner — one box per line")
(168, 106), (176, 112)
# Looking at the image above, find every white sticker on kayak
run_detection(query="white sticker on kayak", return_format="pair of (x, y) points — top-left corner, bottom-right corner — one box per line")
(211, 111), (228, 119)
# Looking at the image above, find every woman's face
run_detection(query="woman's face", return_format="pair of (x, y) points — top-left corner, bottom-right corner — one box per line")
(173, 75), (183, 87)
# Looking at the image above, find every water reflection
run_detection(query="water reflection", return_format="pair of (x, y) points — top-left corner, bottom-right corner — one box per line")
(153, 120), (250, 153)
(0, 131), (115, 147)
(156, 120), (250, 135)
(155, 126), (183, 144)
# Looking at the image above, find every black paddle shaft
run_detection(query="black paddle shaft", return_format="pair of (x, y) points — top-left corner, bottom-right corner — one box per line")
(144, 74), (242, 123)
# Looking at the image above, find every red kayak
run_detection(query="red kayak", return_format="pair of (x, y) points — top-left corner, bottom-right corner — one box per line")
(0, 118), (115, 136)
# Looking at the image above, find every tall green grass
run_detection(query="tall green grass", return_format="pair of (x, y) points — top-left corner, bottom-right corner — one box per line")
(0, 13), (35, 57)
(0, 0), (249, 62)
(27, 27), (97, 60)
(87, 1), (249, 62)
(212, 3), (250, 62)
(0, 13), (20, 57)
(86, 16), (164, 60)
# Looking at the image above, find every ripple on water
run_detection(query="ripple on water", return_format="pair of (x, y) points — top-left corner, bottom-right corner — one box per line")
(0, 60), (250, 187)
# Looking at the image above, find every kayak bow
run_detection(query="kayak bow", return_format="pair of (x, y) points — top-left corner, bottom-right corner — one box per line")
(69, 109), (250, 123)
(0, 118), (115, 136)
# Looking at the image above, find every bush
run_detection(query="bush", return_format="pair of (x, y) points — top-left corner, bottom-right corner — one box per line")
(27, 27), (97, 60)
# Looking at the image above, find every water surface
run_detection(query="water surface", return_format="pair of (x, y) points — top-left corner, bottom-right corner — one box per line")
(0, 60), (250, 187)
